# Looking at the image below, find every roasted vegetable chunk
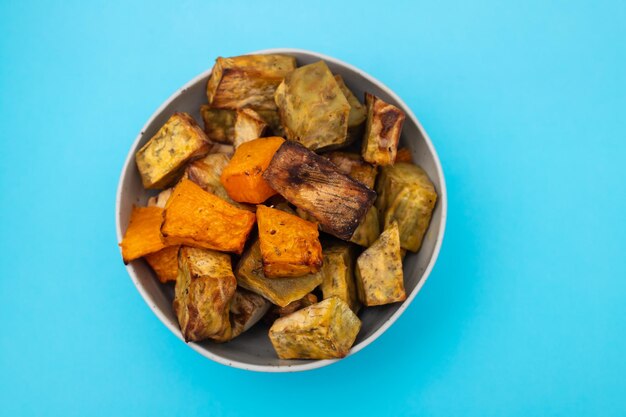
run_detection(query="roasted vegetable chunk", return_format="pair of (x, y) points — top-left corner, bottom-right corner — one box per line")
(275, 61), (350, 151)
(220, 137), (284, 204)
(395, 147), (413, 164)
(256, 205), (323, 278)
(233, 108), (268, 148)
(376, 163), (437, 252)
(200, 106), (236, 144)
(267, 293), (318, 321)
(263, 141), (376, 240)
(174, 247), (237, 342)
(350, 207), (380, 247)
(334, 75), (367, 143)
(144, 245), (180, 283)
(229, 289), (270, 339)
(324, 151), (377, 189)
(147, 188), (173, 209)
(207, 54), (297, 110)
(161, 179), (256, 254)
(235, 240), (322, 307)
(269, 297), (361, 359)
(320, 243), (360, 312)
(355, 222), (406, 306)
(361, 94), (406, 166)
(119, 206), (166, 263)
(135, 112), (210, 189)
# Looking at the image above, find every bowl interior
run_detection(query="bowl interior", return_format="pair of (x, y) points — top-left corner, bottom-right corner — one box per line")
(116, 49), (446, 371)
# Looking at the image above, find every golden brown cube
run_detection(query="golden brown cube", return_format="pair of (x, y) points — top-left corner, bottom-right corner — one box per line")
(206, 54), (297, 111)
(173, 247), (237, 342)
(135, 112), (210, 189)
(200, 105), (236, 144)
(350, 207), (380, 247)
(269, 297), (361, 360)
(334, 74), (367, 143)
(267, 293), (319, 321)
(324, 151), (377, 189)
(355, 222), (406, 306)
(361, 93), (406, 166)
(233, 108), (268, 148)
(320, 243), (360, 313)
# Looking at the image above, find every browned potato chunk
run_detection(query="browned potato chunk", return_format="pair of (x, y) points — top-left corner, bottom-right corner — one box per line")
(324, 151), (377, 189)
(269, 297), (361, 359)
(135, 112), (210, 189)
(174, 247), (237, 342)
(320, 243), (360, 312)
(233, 108), (268, 148)
(229, 289), (270, 339)
(349, 207), (380, 247)
(200, 105), (236, 144)
(265, 293), (318, 323)
(334, 75), (367, 143)
(361, 93), (406, 166)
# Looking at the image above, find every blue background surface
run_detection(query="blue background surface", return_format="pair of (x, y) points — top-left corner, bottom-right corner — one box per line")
(1, 0), (625, 415)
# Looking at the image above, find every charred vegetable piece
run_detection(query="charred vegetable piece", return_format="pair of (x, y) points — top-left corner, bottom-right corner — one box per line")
(267, 293), (318, 321)
(269, 297), (361, 360)
(263, 141), (376, 240)
(235, 240), (322, 307)
(350, 207), (380, 247)
(174, 246), (237, 342)
(119, 206), (167, 263)
(274, 61), (350, 151)
(256, 205), (323, 278)
(147, 188), (173, 209)
(200, 105), (236, 144)
(161, 179), (256, 254)
(395, 147), (413, 164)
(361, 94), (406, 166)
(256, 109), (284, 137)
(233, 109), (268, 148)
(324, 151), (377, 189)
(355, 222), (406, 306)
(320, 243), (360, 313)
(229, 289), (271, 339)
(144, 245), (180, 283)
(376, 163), (437, 252)
(135, 112), (210, 189)
(206, 54), (297, 110)
(334, 75), (367, 143)
(220, 137), (284, 204)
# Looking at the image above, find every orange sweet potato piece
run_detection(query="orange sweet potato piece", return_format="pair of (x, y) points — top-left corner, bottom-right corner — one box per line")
(161, 178), (256, 254)
(144, 245), (180, 283)
(220, 137), (285, 204)
(119, 206), (167, 263)
(256, 205), (323, 278)
(395, 148), (413, 164)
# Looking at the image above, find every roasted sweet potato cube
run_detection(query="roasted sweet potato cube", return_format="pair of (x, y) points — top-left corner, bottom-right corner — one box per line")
(233, 108), (268, 148)
(161, 179), (256, 254)
(200, 105), (236, 144)
(395, 147), (413, 164)
(324, 151), (377, 189)
(220, 137), (285, 204)
(119, 206), (167, 263)
(275, 61), (350, 151)
(350, 207), (380, 247)
(135, 112), (210, 189)
(229, 289), (270, 339)
(256, 205), (323, 278)
(355, 222), (406, 306)
(376, 163), (437, 252)
(266, 293), (319, 322)
(235, 240), (322, 307)
(334, 74), (367, 143)
(174, 247), (237, 342)
(269, 297), (361, 360)
(361, 94), (406, 166)
(263, 141), (376, 240)
(320, 243), (360, 313)
(206, 54), (297, 110)
(144, 245), (180, 283)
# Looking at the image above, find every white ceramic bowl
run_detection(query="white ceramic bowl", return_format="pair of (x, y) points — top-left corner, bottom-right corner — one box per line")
(116, 48), (447, 372)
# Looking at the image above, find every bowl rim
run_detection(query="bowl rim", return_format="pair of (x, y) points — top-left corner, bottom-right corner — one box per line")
(116, 48), (448, 372)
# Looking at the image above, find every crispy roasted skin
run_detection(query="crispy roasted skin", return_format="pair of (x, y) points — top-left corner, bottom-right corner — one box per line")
(376, 163), (437, 252)
(229, 289), (270, 339)
(324, 151), (377, 189)
(135, 112), (210, 189)
(207, 54), (297, 111)
(220, 137), (284, 204)
(119, 206), (167, 263)
(355, 222), (406, 306)
(174, 247), (237, 342)
(269, 297), (361, 360)
(263, 141), (376, 240)
(256, 205), (323, 278)
(233, 108), (268, 148)
(235, 240), (322, 307)
(275, 61), (350, 151)
(200, 106), (236, 144)
(144, 245), (180, 283)
(361, 94), (406, 166)
(320, 243), (360, 312)
(161, 179), (256, 254)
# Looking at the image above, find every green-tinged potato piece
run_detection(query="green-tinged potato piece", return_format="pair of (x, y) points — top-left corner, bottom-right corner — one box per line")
(355, 222), (406, 306)
(350, 207), (380, 247)
(174, 247), (237, 342)
(135, 112), (211, 189)
(320, 243), (360, 313)
(229, 289), (270, 339)
(200, 105), (236, 144)
(235, 240), (322, 307)
(334, 75), (367, 143)
(361, 93), (406, 166)
(275, 61), (350, 151)
(233, 108), (268, 148)
(376, 163), (437, 252)
(269, 297), (361, 360)
(207, 54), (297, 111)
